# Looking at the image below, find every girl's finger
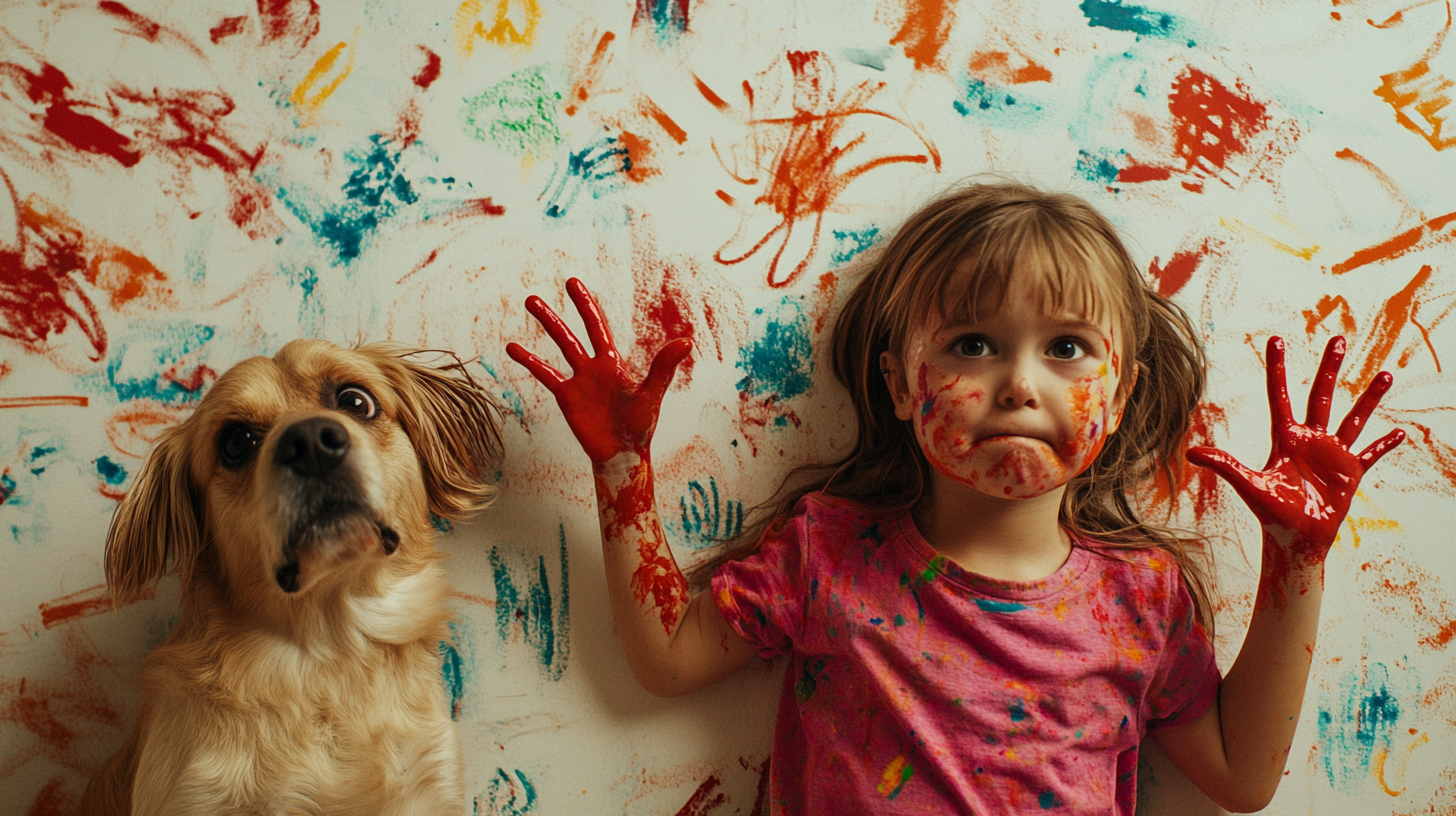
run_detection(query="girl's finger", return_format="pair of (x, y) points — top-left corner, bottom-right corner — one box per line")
(641, 338), (692, 404)
(525, 295), (589, 367)
(1336, 370), (1393, 447)
(505, 342), (567, 389)
(1304, 335), (1346, 432)
(1186, 446), (1259, 495)
(1265, 336), (1293, 434)
(566, 278), (618, 359)
(1356, 428), (1406, 469)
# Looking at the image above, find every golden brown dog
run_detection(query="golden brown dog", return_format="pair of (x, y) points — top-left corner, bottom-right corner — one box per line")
(81, 340), (502, 816)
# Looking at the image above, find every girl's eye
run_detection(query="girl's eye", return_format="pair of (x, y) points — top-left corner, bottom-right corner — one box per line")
(219, 423), (260, 469)
(952, 336), (992, 357)
(337, 386), (378, 419)
(1048, 339), (1087, 361)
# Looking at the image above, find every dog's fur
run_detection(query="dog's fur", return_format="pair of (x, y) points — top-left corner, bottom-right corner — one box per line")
(80, 340), (502, 816)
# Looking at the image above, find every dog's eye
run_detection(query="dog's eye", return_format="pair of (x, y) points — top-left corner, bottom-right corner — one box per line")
(219, 423), (260, 468)
(337, 386), (378, 419)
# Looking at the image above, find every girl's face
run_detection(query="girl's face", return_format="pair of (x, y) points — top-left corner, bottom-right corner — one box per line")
(881, 276), (1130, 500)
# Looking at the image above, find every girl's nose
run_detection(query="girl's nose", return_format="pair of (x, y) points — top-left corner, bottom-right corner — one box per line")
(997, 370), (1038, 409)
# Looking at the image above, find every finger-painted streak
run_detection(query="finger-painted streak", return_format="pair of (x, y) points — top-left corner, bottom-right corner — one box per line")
(39, 582), (157, 628)
(1399, 420), (1456, 491)
(413, 47), (442, 89)
(0, 396), (88, 409)
(452, 589), (499, 607)
(968, 51), (1053, 85)
(672, 774), (727, 816)
(565, 32), (615, 115)
(289, 41), (354, 121)
(1168, 68), (1269, 178)
(1347, 265), (1434, 394)
(1221, 218), (1319, 260)
(694, 75), (730, 110)
(890, 0), (957, 71)
(15, 63), (140, 167)
(455, 0), (541, 55)
(24, 776), (73, 816)
(1146, 238), (1218, 298)
(1333, 148), (1421, 225)
(715, 189), (734, 205)
(210, 15), (248, 43)
(640, 98), (687, 144)
(1081, 0), (1175, 35)
(1330, 210), (1456, 274)
(1115, 159), (1173, 183)
(1374, 6), (1456, 151)
(1371, 746), (1404, 796)
(1303, 294), (1357, 336)
(98, 1), (205, 58)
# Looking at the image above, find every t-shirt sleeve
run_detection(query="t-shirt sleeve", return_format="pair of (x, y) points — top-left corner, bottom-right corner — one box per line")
(710, 511), (810, 660)
(1142, 565), (1221, 733)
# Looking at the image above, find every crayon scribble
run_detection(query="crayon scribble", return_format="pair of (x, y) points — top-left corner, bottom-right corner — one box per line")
(455, 0), (542, 56)
(463, 66), (564, 159)
(439, 619), (474, 721)
(674, 477), (744, 550)
(735, 297), (813, 442)
(1316, 661), (1416, 793)
(478, 767), (539, 815)
(486, 524), (570, 680)
(539, 134), (629, 218)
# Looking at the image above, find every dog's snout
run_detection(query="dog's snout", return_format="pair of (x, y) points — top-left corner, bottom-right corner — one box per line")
(276, 417), (350, 477)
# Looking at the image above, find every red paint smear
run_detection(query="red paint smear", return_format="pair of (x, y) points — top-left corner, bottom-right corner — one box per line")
(565, 32), (615, 116)
(1168, 67), (1270, 177)
(17, 195), (173, 310)
(10, 63), (141, 167)
(1146, 237), (1217, 298)
(0, 396), (89, 409)
(161, 362), (217, 392)
(618, 131), (658, 183)
(39, 582), (157, 629)
(890, 0), (956, 71)
(1, 196), (108, 360)
(1151, 402), (1229, 522)
(257, 0), (321, 51)
(814, 271), (838, 333)
(99, 1), (162, 41)
(641, 98), (687, 144)
(715, 189), (734, 206)
(413, 47), (442, 90)
(1116, 159), (1174, 183)
(24, 776), (75, 816)
(209, 15), (249, 44)
(1302, 294), (1357, 337)
(1346, 265), (1433, 394)
(632, 267), (696, 385)
(0, 628), (125, 777)
(1329, 210), (1456, 274)
(1359, 557), (1456, 650)
(1403, 420), (1456, 493)
(673, 774), (728, 816)
(968, 50), (1052, 85)
(694, 75), (730, 110)
(605, 464), (689, 635)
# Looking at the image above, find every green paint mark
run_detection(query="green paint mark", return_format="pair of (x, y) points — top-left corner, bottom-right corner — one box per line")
(463, 66), (563, 158)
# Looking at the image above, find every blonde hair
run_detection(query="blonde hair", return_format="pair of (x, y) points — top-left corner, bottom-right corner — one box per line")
(696, 181), (1214, 632)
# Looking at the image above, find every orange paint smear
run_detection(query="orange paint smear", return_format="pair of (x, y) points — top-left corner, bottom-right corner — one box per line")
(39, 582), (157, 628)
(617, 131), (658, 183)
(641, 98), (687, 144)
(0, 628), (126, 778)
(890, 0), (957, 71)
(968, 50), (1052, 84)
(1329, 210), (1456, 274)
(1345, 265), (1433, 394)
(0, 396), (88, 409)
(566, 31), (616, 116)
(694, 74), (730, 111)
(1151, 402), (1230, 523)
(1373, 3), (1455, 150)
(20, 198), (175, 311)
(715, 189), (734, 206)
(1402, 419), (1456, 493)
(1302, 294), (1357, 336)
(1333, 148), (1421, 225)
(1359, 557), (1456, 650)
(105, 402), (189, 459)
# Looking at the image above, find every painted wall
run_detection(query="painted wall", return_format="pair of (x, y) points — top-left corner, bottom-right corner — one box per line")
(2, 0), (1454, 813)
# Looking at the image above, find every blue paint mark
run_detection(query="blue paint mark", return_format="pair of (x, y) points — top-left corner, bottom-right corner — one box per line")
(95, 456), (127, 486)
(478, 768), (538, 816)
(860, 523), (884, 545)
(736, 297), (814, 400)
(0, 471), (16, 505)
(975, 599), (1029, 613)
(276, 134), (419, 262)
(540, 134), (629, 219)
(953, 79), (1046, 122)
(1039, 790), (1062, 809)
(486, 524), (571, 680)
(1076, 150), (1123, 185)
(430, 514), (454, 534)
(795, 657), (827, 702)
(1008, 699), (1028, 721)
(635, 0), (687, 44)
(674, 477), (744, 549)
(842, 47), (892, 71)
(1317, 662), (1411, 792)
(1080, 0), (1174, 36)
(93, 324), (216, 405)
(831, 227), (881, 265)
(439, 621), (469, 721)
(478, 360), (528, 426)
(869, 616), (884, 625)
(28, 445), (56, 475)
(920, 398), (936, 417)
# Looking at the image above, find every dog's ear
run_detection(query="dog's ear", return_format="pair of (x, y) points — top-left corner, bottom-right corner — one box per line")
(105, 425), (203, 603)
(369, 347), (504, 520)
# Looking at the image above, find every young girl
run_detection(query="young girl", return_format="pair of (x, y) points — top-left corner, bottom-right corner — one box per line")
(506, 182), (1404, 814)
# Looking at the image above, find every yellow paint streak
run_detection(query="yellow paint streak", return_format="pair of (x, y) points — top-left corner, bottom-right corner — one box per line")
(1053, 599), (1069, 620)
(876, 755), (908, 796)
(455, 0), (540, 57)
(1220, 218), (1320, 260)
(289, 41), (355, 125)
(1371, 746), (1403, 796)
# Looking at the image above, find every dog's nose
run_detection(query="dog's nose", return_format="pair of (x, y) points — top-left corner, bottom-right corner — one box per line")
(275, 417), (350, 477)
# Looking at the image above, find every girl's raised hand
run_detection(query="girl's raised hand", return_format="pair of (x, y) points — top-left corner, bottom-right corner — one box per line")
(1186, 336), (1405, 602)
(506, 278), (692, 465)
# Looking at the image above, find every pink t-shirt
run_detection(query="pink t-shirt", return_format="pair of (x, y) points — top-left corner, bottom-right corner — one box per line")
(711, 492), (1220, 815)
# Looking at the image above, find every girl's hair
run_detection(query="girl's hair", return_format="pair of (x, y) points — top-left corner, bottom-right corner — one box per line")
(694, 181), (1214, 632)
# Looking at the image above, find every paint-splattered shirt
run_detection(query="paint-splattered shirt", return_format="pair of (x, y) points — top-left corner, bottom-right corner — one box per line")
(711, 492), (1220, 815)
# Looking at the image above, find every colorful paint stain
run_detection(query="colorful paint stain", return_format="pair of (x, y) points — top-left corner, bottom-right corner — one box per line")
(289, 40), (354, 125)
(1316, 662), (1414, 792)
(975, 599), (1028, 613)
(630, 261), (698, 383)
(1373, 15), (1456, 151)
(675, 477), (744, 549)
(968, 51), (1053, 86)
(889, 0), (957, 71)
(455, 0), (541, 55)
(671, 774), (727, 816)
(89, 325), (216, 404)
(795, 657), (827, 703)
(539, 134), (629, 218)
(462, 66), (564, 158)
(1080, 0), (1175, 37)
(486, 524), (570, 680)
(1075, 150), (1122, 186)
(439, 619), (472, 721)
(877, 755), (913, 799)
(635, 0), (690, 44)
(38, 582), (156, 629)
(1146, 237), (1222, 298)
(954, 79), (1045, 120)
(477, 767), (538, 815)
(1330, 210), (1456, 275)
(830, 227), (881, 265)
(1167, 68), (1270, 191)
(735, 297), (814, 402)
(275, 134), (419, 261)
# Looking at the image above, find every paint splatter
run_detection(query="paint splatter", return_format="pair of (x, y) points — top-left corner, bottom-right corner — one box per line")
(1080, 0), (1175, 37)
(1167, 67), (1271, 191)
(1316, 662), (1413, 792)
(736, 297), (814, 402)
(830, 227), (881, 265)
(1358, 556), (1456, 651)
(455, 0), (541, 55)
(288, 41), (355, 125)
(486, 525), (570, 680)
(462, 66), (564, 158)
(887, 0), (957, 71)
(1146, 237), (1222, 298)
(478, 767), (539, 815)
(413, 47), (443, 90)
(275, 134), (419, 261)
(876, 755), (913, 799)
(630, 260), (698, 383)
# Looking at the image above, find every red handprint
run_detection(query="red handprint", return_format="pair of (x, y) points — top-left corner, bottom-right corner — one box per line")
(1187, 336), (1406, 609)
(506, 278), (691, 465)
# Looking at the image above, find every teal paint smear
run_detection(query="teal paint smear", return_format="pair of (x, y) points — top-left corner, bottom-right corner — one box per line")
(90, 324), (216, 405)
(674, 477), (744, 550)
(831, 227), (881, 265)
(477, 768), (538, 815)
(1039, 790), (1062, 808)
(439, 619), (472, 721)
(1080, 0), (1175, 36)
(736, 297), (814, 400)
(95, 456), (127, 486)
(462, 66), (563, 158)
(540, 134), (629, 219)
(975, 599), (1029, 613)
(1008, 699), (1029, 721)
(486, 525), (571, 680)
(1316, 662), (1413, 792)
(28, 445), (56, 475)
(635, 0), (688, 45)
(795, 657), (827, 703)
(275, 134), (419, 262)
(953, 79), (1046, 124)
(0, 471), (16, 506)
(1076, 150), (1123, 185)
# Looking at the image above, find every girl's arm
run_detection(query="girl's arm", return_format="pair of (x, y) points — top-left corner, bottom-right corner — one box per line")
(1153, 336), (1404, 813)
(507, 278), (759, 697)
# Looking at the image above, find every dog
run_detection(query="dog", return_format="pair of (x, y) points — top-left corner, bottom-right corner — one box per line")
(80, 340), (503, 816)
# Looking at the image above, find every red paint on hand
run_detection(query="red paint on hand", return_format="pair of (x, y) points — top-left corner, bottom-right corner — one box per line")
(1187, 336), (1405, 609)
